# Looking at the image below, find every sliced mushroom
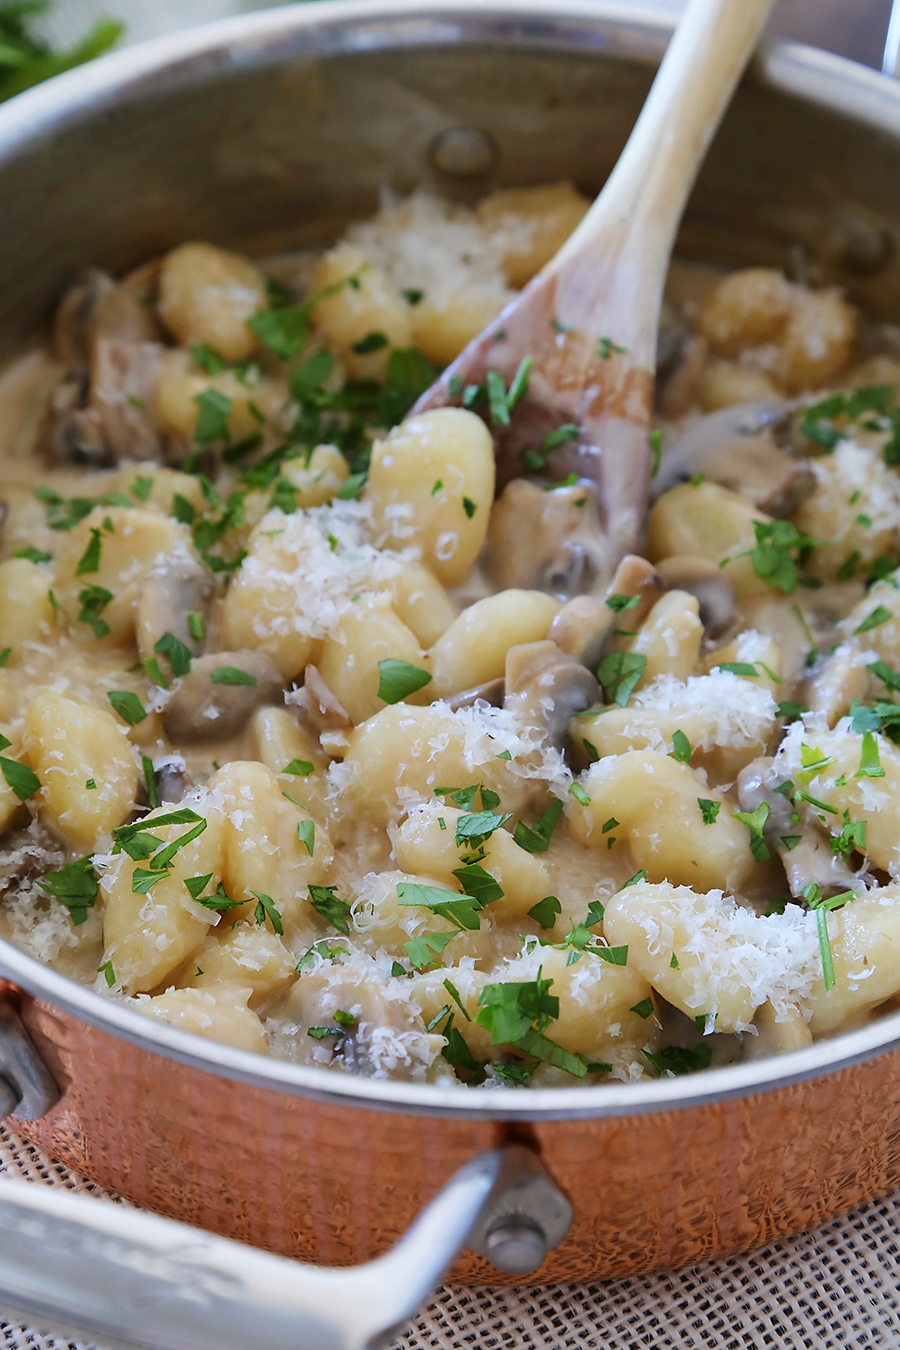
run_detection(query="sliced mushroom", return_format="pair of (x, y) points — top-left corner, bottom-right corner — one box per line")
(136, 756), (194, 809)
(162, 651), (283, 743)
(549, 554), (663, 669)
(89, 338), (168, 462)
(300, 664), (353, 735)
(504, 640), (600, 752)
(445, 678), (505, 711)
(136, 553), (214, 667)
(39, 379), (110, 467)
(485, 478), (609, 598)
(657, 322), (709, 419)
(51, 268), (161, 379)
(655, 555), (737, 638)
(651, 400), (814, 518)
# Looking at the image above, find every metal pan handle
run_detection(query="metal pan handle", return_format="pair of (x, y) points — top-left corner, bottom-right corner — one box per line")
(0, 1143), (571, 1350)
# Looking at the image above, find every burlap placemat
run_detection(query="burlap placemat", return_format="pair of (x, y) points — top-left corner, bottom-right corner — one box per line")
(2, 1118), (899, 1349)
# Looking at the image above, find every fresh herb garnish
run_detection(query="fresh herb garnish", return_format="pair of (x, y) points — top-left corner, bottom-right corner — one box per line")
(377, 659), (432, 704)
(514, 800), (563, 854)
(210, 666), (257, 686)
(698, 798), (721, 825)
(308, 884), (352, 935)
(527, 895), (562, 929)
(596, 650), (646, 707)
(37, 856), (98, 926)
(107, 691), (146, 726)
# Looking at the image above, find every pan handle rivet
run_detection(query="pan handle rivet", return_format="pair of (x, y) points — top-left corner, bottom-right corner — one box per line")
(484, 1214), (546, 1275)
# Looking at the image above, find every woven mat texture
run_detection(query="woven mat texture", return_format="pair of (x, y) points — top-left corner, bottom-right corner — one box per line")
(3, 1119), (900, 1349)
(5, 1), (900, 1346)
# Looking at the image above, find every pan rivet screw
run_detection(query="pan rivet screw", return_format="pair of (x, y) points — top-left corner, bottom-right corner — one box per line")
(484, 1215), (546, 1274)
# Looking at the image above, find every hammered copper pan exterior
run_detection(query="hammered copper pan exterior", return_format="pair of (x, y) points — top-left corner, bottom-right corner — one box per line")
(13, 992), (900, 1283)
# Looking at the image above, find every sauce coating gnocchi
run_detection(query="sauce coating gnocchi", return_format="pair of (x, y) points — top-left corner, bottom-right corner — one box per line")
(2, 187), (900, 1089)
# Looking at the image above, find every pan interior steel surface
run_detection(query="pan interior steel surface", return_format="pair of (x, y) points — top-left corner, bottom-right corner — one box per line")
(3, 0), (900, 1319)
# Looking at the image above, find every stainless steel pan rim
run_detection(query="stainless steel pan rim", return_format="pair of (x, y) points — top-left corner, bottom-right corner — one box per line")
(2, 0), (900, 1122)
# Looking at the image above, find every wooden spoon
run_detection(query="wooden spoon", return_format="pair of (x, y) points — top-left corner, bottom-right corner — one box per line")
(414, 0), (777, 595)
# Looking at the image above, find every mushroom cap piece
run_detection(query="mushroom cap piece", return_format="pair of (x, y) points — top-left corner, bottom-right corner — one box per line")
(162, 651), (283, 743)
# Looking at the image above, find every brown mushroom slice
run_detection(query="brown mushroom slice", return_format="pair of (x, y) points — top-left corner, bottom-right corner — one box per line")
(549, 554), (663, 669)
(52, 268), (162, 379)
(39, 381), (110, 468)
(504, 640), (600, 752)
(445, 678), (505, 711)
(655, 555), (737, 638)
(650, 400), (814, 518)
(485, 477), (609, 597)
(136, 553), (214, 667)
(162, 652), (283, 743)
(89, 338), (168, 462)
(301, 664), (353, 735)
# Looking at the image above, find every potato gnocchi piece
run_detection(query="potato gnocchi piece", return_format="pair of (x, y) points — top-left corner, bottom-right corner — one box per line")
(56, 506), (194, 646)
(568, 750), (757, 894)
(575, 670), (778, 784)
(220, 526), (323, 681)
(394, 802), (552, 921)
(697, 268), (795, 356)
(25, 690), (138, 849)
(805, 887), (900, 1035)
(249, 707), (328, 824)
(242, 445), (350, 529)
(208, 761), (332, 938)
(628, 589), (703, 687)
(187, 924), (297, 1008)
(156, 348), (284, 444)
(366, 408), (495, 587)
(101, 797), (224, 993)
(475, 181), (591, 288)
(349, 868), (495, 966)
(336, 704), (536, 828)
(647, 482), (771, 602)
(158, 242), (267, 362)
(0, 558), (55, 653)
(429, 589), (560, 697)
(136, 985), (268, 1054)
(774, 722), (900, 875)
(308, 242), (411, 381)
(317, 591), (428, 725)
(604, 879), (812, 1032)
(380, 562), (458, 648)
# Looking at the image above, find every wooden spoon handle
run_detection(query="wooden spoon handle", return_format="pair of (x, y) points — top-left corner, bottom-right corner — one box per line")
(553, 0), (776, 285)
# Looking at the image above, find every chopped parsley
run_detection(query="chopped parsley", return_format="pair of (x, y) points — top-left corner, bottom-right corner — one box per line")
(462, 496), (477, 519)
(476, 972), (587, 1079)
(107, 691), (146, 726)
(596, 650), (646, 707)
(37, 855), (98, 926)
(97, 960), (116, 988)
(732, 801), (772, 863)
(308, 884), (352, 935)
(74, 527), (102, 577)
(77, 584), (112, 638)
(193, 388), (232, 443)
(248, 266), (366, 361)
(514, 800), (563, 854)
(297, 819), (315, 857)
(527, 895), (562, 929)
(649, 429), (662, 478)
(856, 731), (886, 779)
(738, 519), (816, 595)
(643, 1044), (712, 1076)
(405, 930), (457, 970)
(351, 330), (389, 354)
(210, 666), (257, 686)
(376, 659), (432, 704)
(187, 611), (205, 643)
(397, 880), (483, 932)
(597, 337), (626, 359)
(283, 758), (314, 777)
(454, 810), (511, 849)
(698, 798), (721, 825)
(605, 593), (640, 613)
(854, 605), (893, 635)
(672, 729), (691, 763)
(155, 632), (192, 679)
(251, 890), (284, 936)
(142, 755), (158, 810)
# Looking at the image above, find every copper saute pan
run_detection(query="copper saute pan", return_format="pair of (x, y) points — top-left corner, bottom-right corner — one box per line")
(4, 3), (900, 1344)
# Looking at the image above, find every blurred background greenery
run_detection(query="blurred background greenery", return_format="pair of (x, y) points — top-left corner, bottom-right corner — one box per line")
(0, 0), (895, 105)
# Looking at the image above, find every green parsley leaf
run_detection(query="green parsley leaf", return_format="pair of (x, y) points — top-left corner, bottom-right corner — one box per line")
(643, 1044), (712, 1076)
(586, 900), (605, 926)
(77, 583), (112, 638)
(451, 862), (503, 908)
(672, 729), (691, 763)
(308, 884), (352, 935)
(476, 973), (559, 1045)
(351, 330), (389, 354)
(856, 730), (885, 778)
(297, 819), (315, 857)
(454, 810), (511, 848)
(596, 650), (646, 707)
(486, 369), (511, 426)
(107, 691), (146, 726)
(598, 337), (626, 359)
(114, 809), (202, 844)
(402, 288), (424, 306)
(621, 870), (649, 889)
(390, 960), (407, 977)
(172, 494), (196, 525)
(528, 895), (562, 929)
(836, 550), (861, 582)
(376, 658), (432, 704)
(831, 813), (866, 861)
(155, 631), (192, 679)
(397, 880), (483, 931)
(37, 856), (98, 926)
(582, 739), (600, 764)
(630, 997), (654, 1020)
(854, 605), (893, 635)
(193, 388), (232, 443)
(283, 758), (314, 777)
(183, 873), (213, 900)
(210, 666), (257, 686)
(441, 1021), (483, 1076)
(462, 496), (477, 519)
(337, 472), (367, 501)
(186, 611), (205, 643)
(13, 546), (52, 564)
(405, 930), (458, 970)
(732, 801), (772, 862)
(649, 429), (662, 478)
(777, 700), (809, 720)
(251, 890), (284, 936)
(513, 800), (563, 854)
(670, 951), (680, 969)
(98, 960), (116, 988)
(743, 518), (816, 595)
(596, 945), (628, 966)
(74, 527), (102, 576)
(85, 778), (96, 790)
(142, 755), (158, 809)
(307, 1025), (342, 1040)
(506, 356), (532, 411)
(0, 756), (40, 801)
(698, 798), (721, 825)
(605, 593), (640, 613)
(542, 424), (579, 452)
(716, 661), (759, 677)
